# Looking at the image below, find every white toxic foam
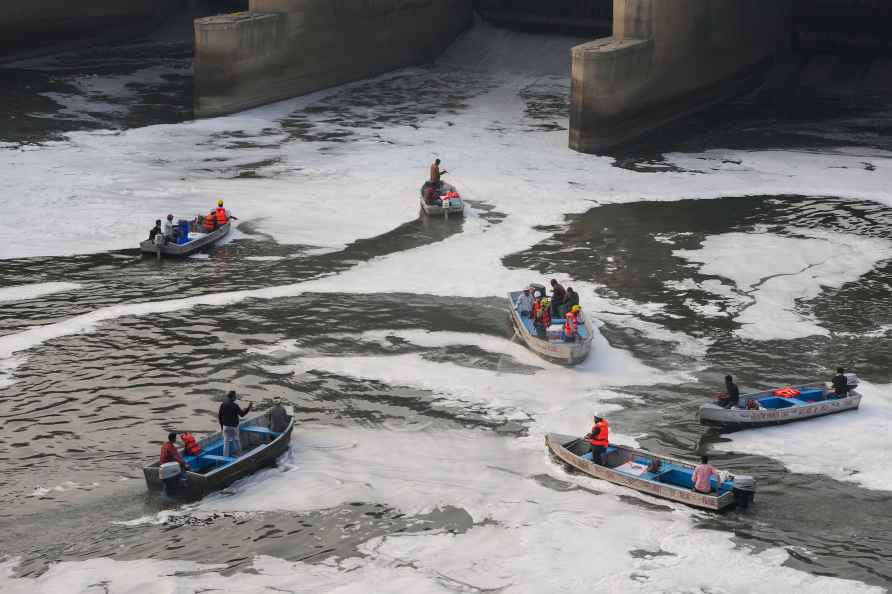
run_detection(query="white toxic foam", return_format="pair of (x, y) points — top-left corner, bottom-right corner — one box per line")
(3, 425), (879, 593)
(673, 228), (892, 340)
(274, 329), (684, 422)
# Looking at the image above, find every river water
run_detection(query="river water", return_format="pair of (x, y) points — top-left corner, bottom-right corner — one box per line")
(1, 19), (891, 594)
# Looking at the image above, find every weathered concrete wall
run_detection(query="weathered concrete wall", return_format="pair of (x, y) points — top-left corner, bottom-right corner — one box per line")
(570, 0), (793, 153)
(0, 0), (174, 56)
(195, 0), (474, 118)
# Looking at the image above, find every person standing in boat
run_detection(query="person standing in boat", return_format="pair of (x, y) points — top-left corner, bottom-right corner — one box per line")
(218, 390), (253, 458)
(719, 375), (740, 409)
(549, 279), (566, 317)
(515, 288), (533, 317)
(429, 159), (447, 187)
(693, 456), (721, 494)
(534, 298), (551, 338)
(831, 367), (849, 398)
(159, 431), (189, 494)
(586, 415), (609, 465)
(162, 214), (178, 243)
(269, 397), (289, 433)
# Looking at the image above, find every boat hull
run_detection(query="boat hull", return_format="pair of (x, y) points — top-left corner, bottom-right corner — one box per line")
(419, 182), (464, 217)
(142, 408), (293, 499)
(509, 291), (593, 366)
(698, 385), (861, 429)
(545, 433), (739, 511)
(140, 222), (230, 257)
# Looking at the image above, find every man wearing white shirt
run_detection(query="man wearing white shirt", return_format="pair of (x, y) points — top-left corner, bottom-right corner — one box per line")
(515, 288), (533, 317)
(161, 214), (177, 242)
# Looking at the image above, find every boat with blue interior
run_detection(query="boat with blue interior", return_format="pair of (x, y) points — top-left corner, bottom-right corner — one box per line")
(420, 181), (464, 217)
(508, 284), (593, 365)
(143, 407), (293, 499)
(546, 433), (755, 511)
(698, 382), (861, 429)
(140, 220), (231, 258)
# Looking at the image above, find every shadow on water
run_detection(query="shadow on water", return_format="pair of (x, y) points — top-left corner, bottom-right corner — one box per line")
(606, 53), (892, 170)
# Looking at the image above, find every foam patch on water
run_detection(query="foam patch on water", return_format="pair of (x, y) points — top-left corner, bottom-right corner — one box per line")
(716, 381), (892, 491)
(2, 426), (880, 593)
(276, 329), (682, 422)
(674, 228), (892, 340)
(0, 282), (81, 303)
(29, 480), (100, 498)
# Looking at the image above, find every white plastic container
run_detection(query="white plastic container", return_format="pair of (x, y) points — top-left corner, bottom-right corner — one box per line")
(546, 323), (563, 341)
(159, 461), (182, 479)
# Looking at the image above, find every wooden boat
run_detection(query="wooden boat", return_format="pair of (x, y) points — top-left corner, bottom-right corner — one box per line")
(419, 182), (464, 217)
(140, 222), (231, 257)
(545, 433), (755, 511)
(508, 286), (593, 365)
(143, 407), (294, 499)
(698, 382), (862, 429)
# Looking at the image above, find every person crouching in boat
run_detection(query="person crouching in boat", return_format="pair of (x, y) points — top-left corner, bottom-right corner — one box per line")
(149, 220), (163, 243)
(831, 367), (850, 398)
(718, 375), (740, 409)
(204, 211), (217, 232)
(693, 455), (720, 495)
(515, 288), (533, 317)
(563, 310), (578, 342)
(160, 432), (190, 494)
(586, 415), (609, 465)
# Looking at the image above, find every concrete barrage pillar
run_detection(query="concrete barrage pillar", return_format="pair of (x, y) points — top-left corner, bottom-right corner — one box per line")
(570, 0), (793, 153)
(194, 0), (474, 118)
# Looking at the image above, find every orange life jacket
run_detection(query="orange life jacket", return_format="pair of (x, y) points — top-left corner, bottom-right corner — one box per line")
(564, 312), (578, 336)
(589, 420), (609, 447)
(541, 309), (551, 328)
(181, 432), (201, 456)
(773, 387), (800, 398)
(204, 213), (215, 232)
(215, 207), (228, 225)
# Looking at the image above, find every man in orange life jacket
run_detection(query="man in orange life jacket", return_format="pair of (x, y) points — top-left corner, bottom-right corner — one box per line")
(563, 311), (578, 341)
(181, 432), (201, 456)
(204, 211), (216, 232)
(586, 415), (609, 465)
(214, 199), (230, 226)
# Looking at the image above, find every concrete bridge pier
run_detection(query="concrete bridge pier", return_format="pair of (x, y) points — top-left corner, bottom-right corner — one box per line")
(569, 0), (793, 153)
(194, 0), (474, 118)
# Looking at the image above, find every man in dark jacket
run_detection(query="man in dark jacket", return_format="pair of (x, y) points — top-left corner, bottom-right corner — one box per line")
(562, 287), (580, 315)
(148, 220), (162, 242)
(720, 375), (740, 408)
(831, 367), (848, 398)
(549, 279), (566, 317)
(218, 390), (252, 458)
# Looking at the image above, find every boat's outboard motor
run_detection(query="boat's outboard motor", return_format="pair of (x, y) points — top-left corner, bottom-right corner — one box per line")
(732, 475), (756, 509)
